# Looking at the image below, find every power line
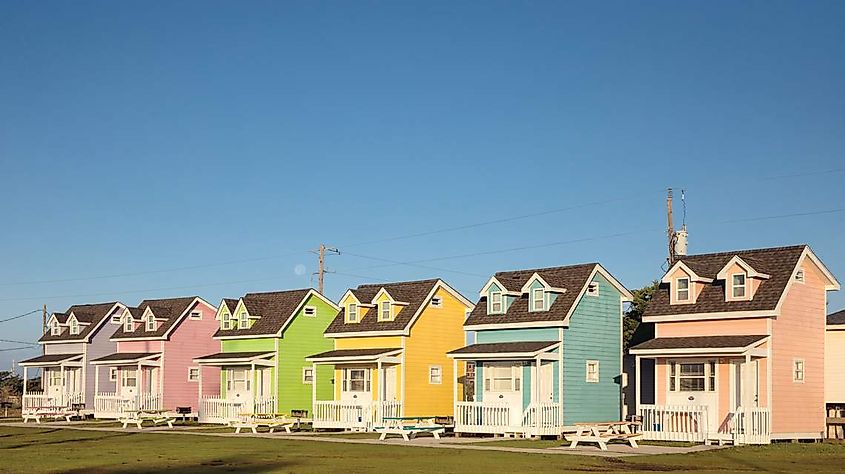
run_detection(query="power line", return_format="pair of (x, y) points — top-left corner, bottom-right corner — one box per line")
(0, 346), (35, 352)
(721, 208), (845, 224)
(0, 339), (38, 346)
(0, 310), (41, 324)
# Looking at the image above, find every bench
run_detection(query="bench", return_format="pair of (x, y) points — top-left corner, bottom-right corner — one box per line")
(565, 421), (642, 451)
(231, 413), (306, 434)
(374, 417), (446, 441)
(22, 406), (76, 424)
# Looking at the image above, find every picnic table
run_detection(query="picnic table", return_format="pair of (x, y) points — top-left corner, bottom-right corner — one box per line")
(231, 413), (311, 434)
(118, 409), (177, 429)
(565, 421), (642, 451)
(22, 406), (77, 424)
(374, 416), (446, 441)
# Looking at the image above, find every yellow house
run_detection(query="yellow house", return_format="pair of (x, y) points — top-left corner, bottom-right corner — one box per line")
(307, 279), (473, 430)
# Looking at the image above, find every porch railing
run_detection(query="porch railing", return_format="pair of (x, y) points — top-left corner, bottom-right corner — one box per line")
(454, 401), (514, 434)
(638, 404), (708, 442)
(94, 392), (162, 419)
(313, 400), (402, 431)
(522, 402), (563, 437)
(22, 391), (85, 414)
(724, 407), (771, 445)
(198, 396), (278, 424)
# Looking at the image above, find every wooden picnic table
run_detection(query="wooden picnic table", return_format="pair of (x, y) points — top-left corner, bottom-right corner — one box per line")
(118, 409), (177, 429)
(566, 421), (642, 451)
(22, 406), (77, 424)
(231, 413), (310, 434)
(375, 416), (446, 441)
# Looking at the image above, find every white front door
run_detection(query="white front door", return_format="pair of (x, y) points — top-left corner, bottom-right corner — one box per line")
(227, 368), (253, 408)
(340, 368), (371, 403)
(734, 360), (760, 409)
(383, 366), (397, 401)
(666, 360), (719, 433)
(483, 362), (523, 427)
(47, 368), (64, 398)
(120, 368), (138, 398)
(538, 362), (554, 403)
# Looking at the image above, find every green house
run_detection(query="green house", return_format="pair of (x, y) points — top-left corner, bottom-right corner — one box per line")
(193, 288), (338, 423)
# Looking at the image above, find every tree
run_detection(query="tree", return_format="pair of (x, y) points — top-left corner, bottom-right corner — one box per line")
(623, 281), (658, 350)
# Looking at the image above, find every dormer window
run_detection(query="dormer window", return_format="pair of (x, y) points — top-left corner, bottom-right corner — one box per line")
(531, 288), (545, 311)
(587, 282), (600, 297)
(238, 311), (249, 329)
(379, 301), (392, 321)
(145, 314), (156, 332)
(676, 278), (690, 302)
(50, 321), (61, 336)
(69, 319), (79, 336)
(489, 291), (503, 314)
(795, 269), (805, 284)
(347, 303), (358, 323)
(431, 297), (443, 308)
(221, 312), (232, 330)
(732, 273), (747, 299)
(123, 316), (134, 333)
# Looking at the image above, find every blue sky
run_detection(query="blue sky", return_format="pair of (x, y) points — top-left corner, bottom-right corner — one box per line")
(1, 0), (844, 369)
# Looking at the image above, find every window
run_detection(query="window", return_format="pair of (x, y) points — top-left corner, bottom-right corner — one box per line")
(795, 269), (805, 283)
(587, 282), (600, 297)
(109, 367), (118, 382)
(490, 291), (503, 314)
(347, 303), (358, 322)
(303, 306), (317, 317)
(188, 367), (199, 382)
(69, 319), (79, 335)
(189, 311), (202, 320)
(221, 312), (232, 330)
(50, 321), (61, 336)
(342, 368), (370, 392)
(429, 366), (442, 384)
(47, 369), (63, 387)
(123, 316), (134, 333)
(732, 273), (747, 298)
(121, 369), (137, 388)
(532, 288), (545, 311)
(379, 301), (392, 321)
(302, 367), (314, 384)
(793, 359), (805, 382)
(484, 364), (520, 392)
(227, 369), (250, 391)
(238, 312), (248, 329)
(668, 361), (716, 392)
(431, 297), (443, 308)
(145, 314), (156, 332)
(111, 314), (122, 324)
(676, 278), (690, 301)
(586, 360), (600, 383)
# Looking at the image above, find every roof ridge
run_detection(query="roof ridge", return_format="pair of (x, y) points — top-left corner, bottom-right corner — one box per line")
(356, 278), (440, 289)
(679, 244), (807, 260)
(244, 288), (311, 298)
(494, 262), (598, 276)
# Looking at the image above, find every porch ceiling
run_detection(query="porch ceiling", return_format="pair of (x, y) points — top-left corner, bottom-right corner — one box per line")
(90, 352), (162, 365)
(446, 341), (559, 359)
(629, 335), (768, 356)
(19, 353), (83, 367)
(193, 351), (275, 365)
(305, 347), (402, 363)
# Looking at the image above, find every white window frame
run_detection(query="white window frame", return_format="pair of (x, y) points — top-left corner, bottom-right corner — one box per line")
(302, 367), (314, 384)
(228, 368), (250, 392)
(795, 269), (805, 284)
(188, 367), (200, 382)
(145, 314), (156, 332)
(111, 314), (122, 324)
(531, 288), (545, 311)
(587, 282), (600, 297)
(109, 367), (118, 382)
(429, 365), (443, 384)
(483, 363), (521, 392)
(342, 368), (370, 392)
(48, 369), (63, 387)
(676, 277), (690, 302)
(189, 311), (202, 320)
(50, 321), (61, 336)
(221, 312), (232, 330)
(793, 358), (805, 383)
(69, 319), (79, 335)
(238, 311), (249, 329)
(586, 360), (600, 383)
(123, 316), (134, 333)
(121, 369), (137, 388)
(431, 297), (443, 308)
(668, 360), (716, 392)
(731, 273), (747, 299)
(303, 306), (317, 317)
(489, 291), (503, 314)
(347, 303), (358, 323)
(379, 301), (392, 321)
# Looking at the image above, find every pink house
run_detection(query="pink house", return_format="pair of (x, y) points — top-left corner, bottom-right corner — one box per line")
(90, 296), (220, 418)
(630, 245), (839, 444)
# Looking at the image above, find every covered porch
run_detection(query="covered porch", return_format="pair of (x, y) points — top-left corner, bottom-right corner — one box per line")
(91, 352), (163, 419)
(193, 351), (276, 424)
(19, 354), (85, 415)
(448, 341), (562, 438)
(631, 335), (771, 445)
(307, 348), (403, 431)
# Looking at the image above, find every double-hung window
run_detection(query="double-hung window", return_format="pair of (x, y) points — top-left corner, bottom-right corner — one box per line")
(69, 319), (79, 335)
(123, 316), (134, 333)
(669, 361), (716, 392)
(347, 304), (358, 322)
(145, 315), (155, 332)
(380, 301), (391, 321)
(586, 360), (600, 383)
(50, 322), (61, 336)
(239, 312), (249, 329)
(532, 288), (545, 311)
(732, 274), (747, 298)
(490, 291), (503, 314)
(429, 366), (442, 384)
(793, 359), (805, 382)
(122, 369), (137, 388)
(221, 312), (232, 330)
(343, 368), (370, 392)
(676, 278), (690, 302)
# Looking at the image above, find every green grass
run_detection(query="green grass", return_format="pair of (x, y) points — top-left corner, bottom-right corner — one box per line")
(1, 426), (845, 473)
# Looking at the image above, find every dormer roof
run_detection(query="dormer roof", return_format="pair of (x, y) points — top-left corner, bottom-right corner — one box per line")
(645, 244), (839, 320)
(660, 261), (714, 284)
(715, 256), (771, 281)
(214, 288), (337, 338)
(112, 296), (213, 340)
(38, 302), (124, 343)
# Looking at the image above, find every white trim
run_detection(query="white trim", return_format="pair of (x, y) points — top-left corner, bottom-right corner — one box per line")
(371, 288), (396, 305)
(447, 342), (561, 360)
(280, 289), (342, 337)
(303, 305), (317, 318)
(792, 358), (805, 383)
(302, 366), (314, 384)
(112, 297), (217, 342)
(826, 324), (845, 331)
(675, 276), (692, 303)
(530, 287), (545, 312)
(488, 290), (504, 314)
(770, 432), (824, 440)
(109, 367), (118, 382)
(90, 353), (162, 366)
(586, 282), (599, 297)
(660, 261), (714, 284)
(630, 337), (769, 356)
(479, 276), (513, 298)
(306, 349), (404, 364)
(378, 299), (394, 322)
(193, 352), (276, 365)
(561, 264), (633, 325)
(324, 329), (407, 338)
(774, 247), (841, 316)
(728, 272), (751, 301)
(643, 310), (775, 323)
(465, 320), (567, 331)
(585, 360), (599, 383)
(189, 310), (202, 320)
(794, 268), (805, 284)
(187, 366), (200, 382)
(716, 255), (772, 280)
(431, 296), (443, 308)
(428, 365), (443, 384)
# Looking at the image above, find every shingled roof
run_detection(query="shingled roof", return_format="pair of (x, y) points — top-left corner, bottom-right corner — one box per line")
(325, 279), (443, 335)
(829, 309), (845, 326)
(630, 335), (768, 352)
(38, 302), (122, 343)
(111, 296), (203, 340)
(464, 263), (608, 327)
(213, 289), (316, 338)
(645, 245), (809, 317)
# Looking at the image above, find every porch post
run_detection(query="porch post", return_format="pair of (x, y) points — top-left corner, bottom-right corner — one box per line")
(22, 367), (28, 398)
(250, 363), (255, 411)
(534, 356), (541, 404)
(311, 363), (317, 407)
(743, 354), (752, 408)
(452, 359), (458, 410)
(635, 356), (641, 413)
(94, 366), (99, 399)
(59, 364), (65, 405)
(376, 361), (383, 403)
(198, 365), (203, 407)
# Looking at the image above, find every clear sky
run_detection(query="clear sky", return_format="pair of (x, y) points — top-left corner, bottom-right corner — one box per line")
(1, 1), (844, 369)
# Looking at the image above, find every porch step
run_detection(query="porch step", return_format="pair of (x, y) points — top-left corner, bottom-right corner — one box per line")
(704, 433), (735, 446)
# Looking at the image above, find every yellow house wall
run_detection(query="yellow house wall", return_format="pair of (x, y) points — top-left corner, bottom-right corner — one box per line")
(332, 336), (404, 401)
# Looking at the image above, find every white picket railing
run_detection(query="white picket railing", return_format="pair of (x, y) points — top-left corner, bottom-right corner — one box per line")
(454, 401), (515, 434)
(638, 404), (708, 442)
(522, 402), (563, 437)
(23, 391), (85, 414)
(313, 400), (402, 431)
(94, 393), (162, 419)
(725, 407), (771, 445)
(198, 396), (279, 424)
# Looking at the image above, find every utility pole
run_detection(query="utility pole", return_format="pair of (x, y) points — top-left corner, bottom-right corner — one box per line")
(312, 244), (339, 294)
(42, 304), (47, 336)
(667, 188), (676, 266)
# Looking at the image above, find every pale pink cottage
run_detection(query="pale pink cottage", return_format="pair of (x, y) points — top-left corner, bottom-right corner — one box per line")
(631, 245), (839, 444)
(91, 296), (220, 418)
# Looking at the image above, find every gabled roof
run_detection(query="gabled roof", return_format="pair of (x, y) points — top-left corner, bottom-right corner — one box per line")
(213, 288), (334, 338)
(325, 279), (469, 336)
(464, 263), (630, 327)
(38, 302), (122, 343)
(829, 309), (845, 326)
(111, 296), (207, 340)
(220, 298), (239, 313)
(646, 245), (837, 318)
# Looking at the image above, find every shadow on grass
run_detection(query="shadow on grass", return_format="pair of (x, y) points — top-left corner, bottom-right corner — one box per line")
(60, 456), (300, 474)
(1, 431), (134, 449)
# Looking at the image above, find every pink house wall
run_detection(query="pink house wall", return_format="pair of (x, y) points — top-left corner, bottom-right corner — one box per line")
(656, 318), (768, 338)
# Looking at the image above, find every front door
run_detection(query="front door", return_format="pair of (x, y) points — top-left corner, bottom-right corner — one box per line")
(120, 368), (138, 398)
(666, 360), (718, 433)
(383, 366), (397, 401)
(47, 368), (64, 399)
(483, 362), (523, 427)
(340, 368), (371, 403)
(734, 360), (760, 409)
(538, 361), (554, 403)
(227, 368), (252, 409)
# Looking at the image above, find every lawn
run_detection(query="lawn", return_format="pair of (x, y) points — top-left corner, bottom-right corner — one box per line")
(1, 426), (844, 473)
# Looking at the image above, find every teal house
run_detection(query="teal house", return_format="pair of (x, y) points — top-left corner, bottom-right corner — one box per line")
(447, 263), (632, 437)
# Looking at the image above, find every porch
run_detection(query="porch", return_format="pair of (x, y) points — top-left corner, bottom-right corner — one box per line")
(193, 351), (277, 424)
(91, 352), (163, 419)
(631, 335), (772, 445)
(19, 354), (85, 415)
(448, 341), (563, 438)
(307, 348), (404, 431)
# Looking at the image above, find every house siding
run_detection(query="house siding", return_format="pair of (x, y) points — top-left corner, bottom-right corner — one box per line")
(563, 273), (622, 424)
(86, 319), (121, 405)
(164, 302), (220, 410)
(333, 336), (404, 401)
(826, 329), (845, 404)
